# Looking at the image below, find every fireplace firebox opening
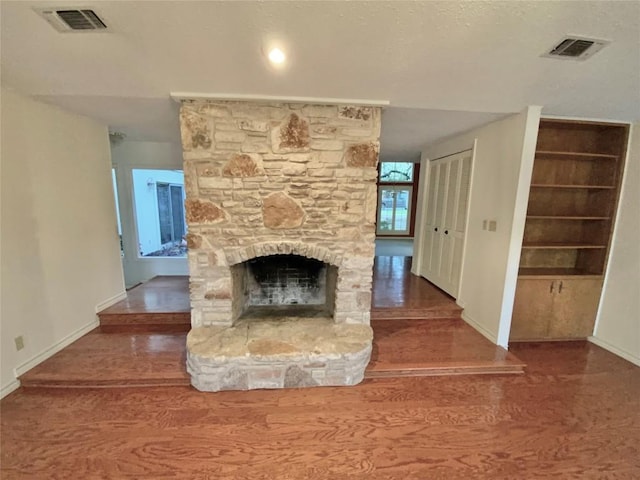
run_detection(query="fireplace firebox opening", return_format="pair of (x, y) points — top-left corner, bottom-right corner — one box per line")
(231, 254), (338, 322)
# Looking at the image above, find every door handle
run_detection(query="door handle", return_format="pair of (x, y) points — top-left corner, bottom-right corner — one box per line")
(558, 281), (563, 294)
(549, 281), (555, 294)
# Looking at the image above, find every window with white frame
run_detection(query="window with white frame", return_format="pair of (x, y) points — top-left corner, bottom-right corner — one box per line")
(132, 169), (187, 257)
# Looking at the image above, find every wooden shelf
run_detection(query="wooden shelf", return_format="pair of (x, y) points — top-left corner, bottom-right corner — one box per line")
(518, 267), (602, 278)
(530, 184), (616, 190)
(527, 215), (610, 221)
(521, 242), (607, 250)
(535, 150), (619, 160)
(512, 120), (628, 342)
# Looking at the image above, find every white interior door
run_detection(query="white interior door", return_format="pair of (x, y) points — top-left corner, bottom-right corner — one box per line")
(419, 151), (472, 297)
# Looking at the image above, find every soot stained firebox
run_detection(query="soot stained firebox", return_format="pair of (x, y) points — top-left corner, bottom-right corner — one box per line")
(236, 254), (338, 320)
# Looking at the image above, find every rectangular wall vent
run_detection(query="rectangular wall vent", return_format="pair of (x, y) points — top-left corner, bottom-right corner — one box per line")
(543, 36), (609, 61)
(34, 8), (109, 32)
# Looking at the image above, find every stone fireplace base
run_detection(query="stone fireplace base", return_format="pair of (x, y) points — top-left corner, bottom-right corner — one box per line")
(187, 317), (373, 391)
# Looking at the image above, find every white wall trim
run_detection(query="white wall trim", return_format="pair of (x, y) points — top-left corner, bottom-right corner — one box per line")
(461, 311), (501, 347)
(14, 319), (99, 378)
(541, 114), (631, 126)
(1, 380), (21, 399)
(455, 142), (478, 300)
(170, 92), (390, 107)
(589, 336), (640, 367)
(496, 106), (542, 346)
(95, 291), (127, 313)
(593, 125), (635, 334)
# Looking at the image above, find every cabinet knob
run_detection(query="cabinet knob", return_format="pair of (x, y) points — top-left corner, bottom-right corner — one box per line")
(434, 227), (438, 232)
(445, 230), (449, 235)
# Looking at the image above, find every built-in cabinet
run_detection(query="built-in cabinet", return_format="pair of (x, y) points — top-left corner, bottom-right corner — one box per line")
(419, 150), (472, 297)
(510, 119), (629, 341)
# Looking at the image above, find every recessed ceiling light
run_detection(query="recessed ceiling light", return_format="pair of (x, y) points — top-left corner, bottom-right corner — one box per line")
(268, 48), (286, 65)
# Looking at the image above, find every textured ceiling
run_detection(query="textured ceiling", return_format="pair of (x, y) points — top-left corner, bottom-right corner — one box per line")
(2, 1), (639, 156)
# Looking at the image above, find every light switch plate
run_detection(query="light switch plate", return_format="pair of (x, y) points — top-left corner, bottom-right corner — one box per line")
(488, 220), (497, 232)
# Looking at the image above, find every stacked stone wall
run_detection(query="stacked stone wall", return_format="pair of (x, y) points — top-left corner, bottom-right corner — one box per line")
(179, 101), (382, 327)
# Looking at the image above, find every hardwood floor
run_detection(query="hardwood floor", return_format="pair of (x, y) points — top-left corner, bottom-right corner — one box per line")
(367, 318), (524, 377)
(98, 257), (462, 329)
(98, 276), (190, 332)
(371, 256), (462, 320)
(19, 316), (525, 388)
(3, 342), (639, 479)
(16, 256), (521, 388)
(18, 332), (190, 388)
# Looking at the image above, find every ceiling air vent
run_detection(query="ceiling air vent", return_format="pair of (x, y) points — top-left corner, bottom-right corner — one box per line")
(543, 36), (609, 61)
(34, 8), (109, 33)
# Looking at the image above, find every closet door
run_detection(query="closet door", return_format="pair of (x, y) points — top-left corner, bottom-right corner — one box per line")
(420, 162), (444, 276)
(420, 151), (472, 297)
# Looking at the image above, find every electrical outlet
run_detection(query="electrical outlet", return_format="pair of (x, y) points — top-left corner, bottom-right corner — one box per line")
(14, 336), (25, 351)
(488, 220), (497, 232)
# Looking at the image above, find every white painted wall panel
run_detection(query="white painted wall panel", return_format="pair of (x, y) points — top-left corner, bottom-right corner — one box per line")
(1, 88), (125, 395)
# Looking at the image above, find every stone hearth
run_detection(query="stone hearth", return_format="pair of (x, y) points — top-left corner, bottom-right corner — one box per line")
(187, 317), (372, 391)
(179, 100), (381, 391)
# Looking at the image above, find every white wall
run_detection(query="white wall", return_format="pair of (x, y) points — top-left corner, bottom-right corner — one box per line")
(110, 141), (188, 287)
(414, 107), (541, 347)
(0, 88), (125, 397)
(591, 124), (640, 366)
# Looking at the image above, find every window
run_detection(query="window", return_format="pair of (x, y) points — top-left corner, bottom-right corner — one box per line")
(156, 183), (185, 245)
(132, 169), (187, 257)
(377, 186), (412, 234)
(376, 161), (419, 236)
(380, 162), (414, 183)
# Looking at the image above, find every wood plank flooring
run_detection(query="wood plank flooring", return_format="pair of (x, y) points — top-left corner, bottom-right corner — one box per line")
(18, 331), (190, 388)
(19, 316), (525, 388)
(20, 256), (523, 388)
(3, 342), (638, 479)
(371, 256), (462, 320)
(98, 257), (462, 329)
(98, 276), (190, 332)
(367, 319), (524, 377)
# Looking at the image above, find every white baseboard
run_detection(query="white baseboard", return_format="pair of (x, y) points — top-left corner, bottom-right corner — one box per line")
(1, 380), (21, 399)
(588, 336), (640, 367)
(15, 319), (99, 378)
(95, 291), (127, 313)
(461, 312), (499, 346)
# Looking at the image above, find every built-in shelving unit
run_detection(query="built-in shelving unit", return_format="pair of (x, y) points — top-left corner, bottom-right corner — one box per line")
(510, 119), (629, 341)
(518, 120), (628, 278)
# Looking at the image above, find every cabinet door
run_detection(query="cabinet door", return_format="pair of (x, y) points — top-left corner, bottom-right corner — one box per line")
(510, 279), (554, 340)
(550, 278), (603, 338)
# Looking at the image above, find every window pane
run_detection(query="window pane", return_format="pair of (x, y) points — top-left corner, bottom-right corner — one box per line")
(377, 186), (412, 235)
(380, 162), (414, 183)
(156, 183), (173, 244)
(132, 169), (187, 257)
(170, 185), (186, 243)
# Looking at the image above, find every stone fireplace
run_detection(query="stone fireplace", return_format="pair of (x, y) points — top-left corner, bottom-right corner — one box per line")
(179, 100), (381, 391)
